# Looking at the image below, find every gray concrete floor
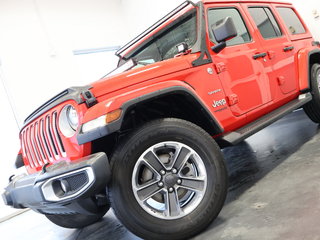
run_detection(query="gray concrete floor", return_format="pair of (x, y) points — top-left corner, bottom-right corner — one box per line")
(1, 109), (320, 240)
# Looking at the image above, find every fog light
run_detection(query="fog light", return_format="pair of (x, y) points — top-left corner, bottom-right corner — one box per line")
(60, 179), (70, 193)
(41, 168), (95, 202)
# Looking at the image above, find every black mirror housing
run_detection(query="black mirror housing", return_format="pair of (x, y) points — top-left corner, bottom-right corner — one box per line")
(211, 17), (237, 43)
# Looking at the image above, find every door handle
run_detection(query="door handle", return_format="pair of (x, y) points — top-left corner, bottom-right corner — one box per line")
(253, 53), (267, 60)
(283, 46), (294, 52)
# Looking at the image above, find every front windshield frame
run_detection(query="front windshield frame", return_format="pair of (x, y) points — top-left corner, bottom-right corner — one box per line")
(116, 1), (195, 59)
(104, 1), (211, 78)
(117, 1), (205, 66)
(124, 8), (198, 66)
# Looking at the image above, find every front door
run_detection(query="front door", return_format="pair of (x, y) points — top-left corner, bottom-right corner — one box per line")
(207, 4), (272, 117)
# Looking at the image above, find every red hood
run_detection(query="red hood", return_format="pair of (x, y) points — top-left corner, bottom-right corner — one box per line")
(90, 57), (192, 98)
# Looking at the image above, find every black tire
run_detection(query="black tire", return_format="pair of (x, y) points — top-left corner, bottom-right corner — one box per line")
(45, 206), (109, 228)
(110, 118), (228, 240)
(304, 63), (320, 123)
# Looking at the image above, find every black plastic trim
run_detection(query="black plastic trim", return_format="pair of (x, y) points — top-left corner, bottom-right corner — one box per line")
(283, 46), (294, 52)
(77, 86), (223, 145)
(81, 90), (97, 108)
(2, 152), (110, 215)
(300, 88), (310, 94)
(24, 86), (92, 126)
(221, 93), (312, 146)
(211, 42), (226, 54)
(253, 52), (267, 60)
(308, 49), (320, 91)
(14, 153), (24, 169)
(191, 1), (213, 67)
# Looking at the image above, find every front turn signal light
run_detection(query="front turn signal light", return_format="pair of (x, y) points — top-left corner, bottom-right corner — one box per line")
(82, 109), (122, 133)
(106, 109), (122, 124)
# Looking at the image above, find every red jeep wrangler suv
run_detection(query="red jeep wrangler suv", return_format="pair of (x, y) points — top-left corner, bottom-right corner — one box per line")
(3, 1), (320, 239)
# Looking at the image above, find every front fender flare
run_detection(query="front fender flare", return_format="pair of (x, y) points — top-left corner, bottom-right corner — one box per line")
(77, 81), (223, 144)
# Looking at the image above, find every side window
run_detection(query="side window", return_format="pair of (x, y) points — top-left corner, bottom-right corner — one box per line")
(248, 7), (282, 39)
(208, 8), (251, 46)
(277, 7), (306, 35)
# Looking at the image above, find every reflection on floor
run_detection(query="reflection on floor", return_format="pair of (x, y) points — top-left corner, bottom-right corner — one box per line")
(1, 110), (320, 240)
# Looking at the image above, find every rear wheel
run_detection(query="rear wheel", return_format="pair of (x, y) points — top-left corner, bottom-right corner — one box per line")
(110, 118), (228, 240)
(304, 63), (320, 123)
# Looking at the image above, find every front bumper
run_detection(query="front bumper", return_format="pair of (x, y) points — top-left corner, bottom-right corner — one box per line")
(2, 152), (110, 215)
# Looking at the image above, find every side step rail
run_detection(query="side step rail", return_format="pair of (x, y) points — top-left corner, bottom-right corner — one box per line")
(221, 93), (312, 146)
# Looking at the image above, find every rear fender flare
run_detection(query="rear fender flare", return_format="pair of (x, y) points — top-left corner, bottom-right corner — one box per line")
(298, 48), (320, 92)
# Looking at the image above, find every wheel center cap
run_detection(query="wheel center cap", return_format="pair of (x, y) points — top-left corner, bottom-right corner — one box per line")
(164, 173), (178, 187)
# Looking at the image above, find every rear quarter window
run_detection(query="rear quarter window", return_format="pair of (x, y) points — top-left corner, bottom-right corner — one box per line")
(277, 7), (306, 35)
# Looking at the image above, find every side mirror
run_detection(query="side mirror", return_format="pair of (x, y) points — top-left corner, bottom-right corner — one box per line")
(211, 17), (237, 53)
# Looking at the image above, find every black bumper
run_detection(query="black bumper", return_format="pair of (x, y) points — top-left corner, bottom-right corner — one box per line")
(2, 152), (111, 215)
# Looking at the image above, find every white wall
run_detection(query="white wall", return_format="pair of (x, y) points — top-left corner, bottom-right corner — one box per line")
(0, 0), (126, 125)
(0, 71), (21, 218)
(0, 73), (20, 179)
(121, 0), (184, 41)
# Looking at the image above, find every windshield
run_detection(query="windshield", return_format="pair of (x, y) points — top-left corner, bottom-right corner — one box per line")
(128, 9), (197, 67)
(105, 7), (197, 77)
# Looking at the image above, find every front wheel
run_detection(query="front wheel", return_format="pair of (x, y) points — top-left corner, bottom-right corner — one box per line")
(110, 118), (228, 240)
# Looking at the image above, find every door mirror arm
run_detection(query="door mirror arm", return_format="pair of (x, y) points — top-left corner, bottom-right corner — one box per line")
(211, 42), (227, 54)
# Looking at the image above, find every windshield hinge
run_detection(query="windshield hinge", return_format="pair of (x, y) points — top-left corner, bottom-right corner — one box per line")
(191, 1), (212, 67)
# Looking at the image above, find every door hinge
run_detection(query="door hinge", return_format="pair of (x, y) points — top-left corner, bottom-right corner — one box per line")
(267, 50), (276, 60)
(226, 94), (238, 106)
(277, 76), (285, 86)
(215, 62), (226, 74)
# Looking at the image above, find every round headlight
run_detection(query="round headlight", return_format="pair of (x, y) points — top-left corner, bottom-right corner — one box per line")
(66, 106), (79, 131)
(59, 105), (79, 137)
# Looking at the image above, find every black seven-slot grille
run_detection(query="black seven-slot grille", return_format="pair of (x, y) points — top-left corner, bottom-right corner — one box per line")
(21, 111), (66, 168)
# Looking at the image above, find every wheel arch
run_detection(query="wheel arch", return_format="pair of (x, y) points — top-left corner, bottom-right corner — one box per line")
(119, 86), (223, 135)
(86, 85), (224, 156)
(308, 50), (320, 91)
(298, 48), (320, 92)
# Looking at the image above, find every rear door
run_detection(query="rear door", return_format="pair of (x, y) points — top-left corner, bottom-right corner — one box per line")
(244, 4), (297, 98)
(274, 5), (314, 91)
(207, 3), (271, 117)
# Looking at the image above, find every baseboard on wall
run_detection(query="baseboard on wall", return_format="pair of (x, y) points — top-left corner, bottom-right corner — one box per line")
(0, 209), (29, 223)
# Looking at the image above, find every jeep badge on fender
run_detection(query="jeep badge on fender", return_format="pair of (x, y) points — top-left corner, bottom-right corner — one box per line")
(213, 99), (227, 108)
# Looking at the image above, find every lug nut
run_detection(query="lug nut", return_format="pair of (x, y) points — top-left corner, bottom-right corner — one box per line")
(160, 170), (166, 175)
(172, 168), (177, 174)
(158, 182), (164, 187)
(168, 187), (174, 193)
(177, 179), (182, 185)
